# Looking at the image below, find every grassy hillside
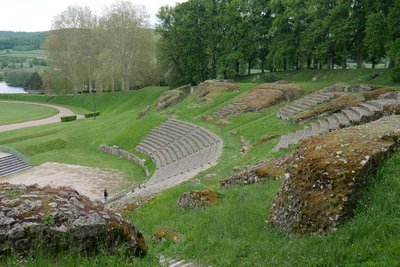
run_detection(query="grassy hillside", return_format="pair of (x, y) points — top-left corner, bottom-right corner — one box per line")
(1, 69), (400, 266)
(0, 31), (48, 51)
(0, 87), (167, 183)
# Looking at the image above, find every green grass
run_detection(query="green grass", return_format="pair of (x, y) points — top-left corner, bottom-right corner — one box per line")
(0, 49), (46, 58)
(1, 69), (400, 266)
(0, 87), (167, 183)
(0, 101), (58, 125)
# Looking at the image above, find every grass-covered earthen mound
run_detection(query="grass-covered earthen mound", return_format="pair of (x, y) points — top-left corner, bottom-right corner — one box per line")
(269, 115), (400, 235)
(242, 83), (303, 111)
(197, 79), (239, 102)
(294, 94), (363, 123)
(0, 183), (146, 256)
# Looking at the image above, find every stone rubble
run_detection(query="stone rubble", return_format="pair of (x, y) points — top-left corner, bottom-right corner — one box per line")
(269, 115), (400, 235)
(0, 183), (146, 256)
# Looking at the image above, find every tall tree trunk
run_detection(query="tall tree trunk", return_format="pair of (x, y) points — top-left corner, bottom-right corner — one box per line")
(261, 59), (265, 74)
(357, 55), (363, 69)
(248, 62), (251, 76)
(372, 58), (376, 69)
(388, 59), (396, 69)
(313, 58), (319, 69)
(342, 59), (347, 69)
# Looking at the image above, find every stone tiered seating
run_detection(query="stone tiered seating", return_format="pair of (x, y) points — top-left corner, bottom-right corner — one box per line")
(277, 91), (335, 120)
(272, 99), (397, 152)
(0, 152), (31, 177)
(136, 119), (223, 185)
(213, 101), (247, 118)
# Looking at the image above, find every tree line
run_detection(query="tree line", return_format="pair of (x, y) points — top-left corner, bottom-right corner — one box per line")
(0, 31), (47, 51)
(157, 0), (400, 85)
(44, 2), (158, 94)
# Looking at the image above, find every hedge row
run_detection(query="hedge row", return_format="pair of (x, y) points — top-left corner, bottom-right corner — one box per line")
(60, 115), (77, 122)
(84, 112), (101, 118)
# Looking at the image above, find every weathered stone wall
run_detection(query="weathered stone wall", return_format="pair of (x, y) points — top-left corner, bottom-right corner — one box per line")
(269, 116), (400, 235)
(0, 183), (146, 256)
(98, 145), (149, 176)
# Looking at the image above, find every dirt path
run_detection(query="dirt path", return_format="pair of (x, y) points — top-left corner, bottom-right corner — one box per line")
(0, 101), (84, 133)
(1, 162), (129, 201)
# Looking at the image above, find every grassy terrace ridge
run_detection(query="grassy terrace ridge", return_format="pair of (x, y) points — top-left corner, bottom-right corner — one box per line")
(0, 101), (58, 125)
(0, 69), (400, 266)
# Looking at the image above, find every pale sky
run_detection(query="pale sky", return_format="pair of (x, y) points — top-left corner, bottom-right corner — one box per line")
(0, 0), (187, 32)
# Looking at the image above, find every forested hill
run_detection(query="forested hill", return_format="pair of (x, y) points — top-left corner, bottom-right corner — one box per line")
(0, 31), (48, 51)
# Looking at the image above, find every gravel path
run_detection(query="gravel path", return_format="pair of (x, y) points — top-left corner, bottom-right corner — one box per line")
(1, 162), (129, 201)
(0, 101), (84, 133)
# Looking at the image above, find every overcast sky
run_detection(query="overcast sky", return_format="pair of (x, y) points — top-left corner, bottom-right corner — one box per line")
(0, 0), (187, 32)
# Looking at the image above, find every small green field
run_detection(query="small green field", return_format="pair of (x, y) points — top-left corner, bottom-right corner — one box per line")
(1, 69), (400, 266)
(0, 101), (58, 125)
(0, 50), (46, 58)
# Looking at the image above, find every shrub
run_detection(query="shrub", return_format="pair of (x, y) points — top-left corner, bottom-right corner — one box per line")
(262, 73), (282, 83)
(391, 67), (400, 83)
(84, 112), (100, 118)
(60, 115), (77, 122)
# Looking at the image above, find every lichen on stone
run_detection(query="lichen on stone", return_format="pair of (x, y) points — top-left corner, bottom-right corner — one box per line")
(0, 183), (146, 256)
(269, 115), (400, 235)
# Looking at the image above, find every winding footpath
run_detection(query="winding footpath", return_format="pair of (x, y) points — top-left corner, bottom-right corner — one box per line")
(0, 101), (83, 133)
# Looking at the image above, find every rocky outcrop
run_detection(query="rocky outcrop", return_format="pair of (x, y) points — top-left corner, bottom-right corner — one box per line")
(322, 83), (377, 93)
(269, 115), (400, 235)
(214, 83), (303, 117)
(157, 89), (187, 111)
(0, 183), (146, 256)
(136, 105), (150, 120)
(220, 156), (288, 188)
(176, 189), (219, 209)
(196, 79), (239, 102)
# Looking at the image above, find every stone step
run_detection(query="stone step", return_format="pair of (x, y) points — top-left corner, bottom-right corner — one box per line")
(0, 157), (22, 168)
(0, 155), (31, 177)
(0, 162), (30, 174)
(0, 165), (31, 177)
(310, 122), (320, 135)
(350, 106), (371, 118)
(325, 115), (340, 130)
(333, 112), (351, 127)
(342, 109), (361, 122)
(292, 102), (311, 110)
(359, 102), (381, 113)
(318, 119), (330, 134)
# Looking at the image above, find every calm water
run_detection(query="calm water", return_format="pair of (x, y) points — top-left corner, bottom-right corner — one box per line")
(0, 82), (26, 94)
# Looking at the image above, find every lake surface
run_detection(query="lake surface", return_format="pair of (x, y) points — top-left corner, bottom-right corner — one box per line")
(0, 82), (26, 94)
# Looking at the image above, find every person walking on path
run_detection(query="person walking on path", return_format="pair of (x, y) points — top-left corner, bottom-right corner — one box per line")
(104, 189), (109, 203)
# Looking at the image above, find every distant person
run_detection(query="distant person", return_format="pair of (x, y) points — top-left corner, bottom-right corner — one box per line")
(104, 189), (108, 203)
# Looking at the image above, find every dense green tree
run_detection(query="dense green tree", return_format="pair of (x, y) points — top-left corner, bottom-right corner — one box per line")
(5, 69), (32, 87)
(365, 12), (387, 68)
(25, 72), (43, 90)
(156, 0), (398, 85)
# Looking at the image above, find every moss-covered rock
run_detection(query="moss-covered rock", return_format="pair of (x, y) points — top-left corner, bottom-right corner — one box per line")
(0, 183), (146, 256)
(157, 87), (188, 111)
(220, 156), (288, 188)
(269, 115), (400, 235)
(196, 79), (239, 102)
(176, 189), (219, 209)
